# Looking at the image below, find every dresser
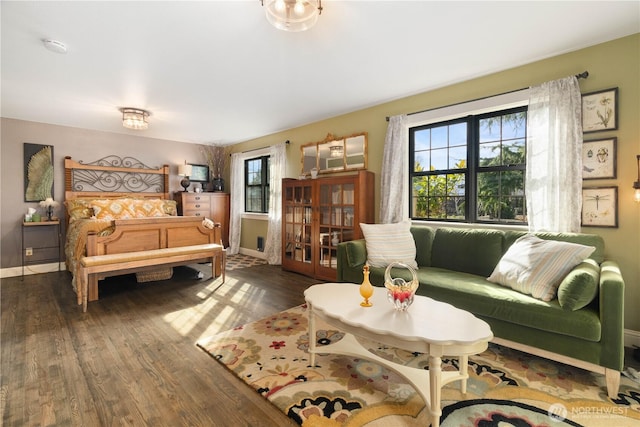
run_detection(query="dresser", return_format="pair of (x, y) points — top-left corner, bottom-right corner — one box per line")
(174, 192), (230, 247)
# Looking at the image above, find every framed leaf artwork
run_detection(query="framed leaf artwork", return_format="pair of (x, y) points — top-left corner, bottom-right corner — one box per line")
(581, 186), (617, 228)
(24, 143), (54, 202)
(582, 87), (618, 133)
(582, 138), (616, 179)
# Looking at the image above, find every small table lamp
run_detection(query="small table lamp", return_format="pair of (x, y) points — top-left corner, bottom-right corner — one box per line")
(178, 164), (193, 192)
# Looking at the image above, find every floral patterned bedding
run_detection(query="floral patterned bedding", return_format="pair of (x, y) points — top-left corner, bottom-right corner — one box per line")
(64, 218), (113, 291)
(64, 197), (178, 292)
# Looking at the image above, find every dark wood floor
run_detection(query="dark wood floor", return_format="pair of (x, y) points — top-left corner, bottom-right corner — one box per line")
(3, 265), (639, 426)
(1, 264), (322, 426)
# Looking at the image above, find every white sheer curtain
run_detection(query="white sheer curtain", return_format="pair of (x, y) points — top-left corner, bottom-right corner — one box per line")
(380, 114), (408, 223)
(526, 76), (583, 232)
(263, 142), (287, 264)
(228, 152), (244, 255)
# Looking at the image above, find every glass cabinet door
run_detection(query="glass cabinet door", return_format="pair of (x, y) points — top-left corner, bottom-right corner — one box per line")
(282, 181), (314, 275)
(282, 171), (373, 282)
(317, 181), (355, 276)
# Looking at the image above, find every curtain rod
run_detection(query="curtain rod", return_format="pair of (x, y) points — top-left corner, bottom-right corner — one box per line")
(386, 71), (589, 121)
(240, 140), (290, 154)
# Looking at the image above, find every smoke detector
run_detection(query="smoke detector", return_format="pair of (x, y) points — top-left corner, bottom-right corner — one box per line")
(42, 39), (67, 54)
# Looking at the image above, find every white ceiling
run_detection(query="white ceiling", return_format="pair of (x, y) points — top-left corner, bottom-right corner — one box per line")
(2, 1), (639, 145)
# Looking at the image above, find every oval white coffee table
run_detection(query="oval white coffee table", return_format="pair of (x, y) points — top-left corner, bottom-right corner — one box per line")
(304, 283), (493, 427)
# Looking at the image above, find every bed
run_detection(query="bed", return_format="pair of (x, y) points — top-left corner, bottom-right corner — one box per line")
(64, 155), (222, 304)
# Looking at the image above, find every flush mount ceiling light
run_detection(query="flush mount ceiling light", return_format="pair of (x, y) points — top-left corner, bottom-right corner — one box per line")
(261, 0), (323, 32)
(330, 145), (343, 158)
(120, 108), (150, 130)
(42, 39), (67, 54)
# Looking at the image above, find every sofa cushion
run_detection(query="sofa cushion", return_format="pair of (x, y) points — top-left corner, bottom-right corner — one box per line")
(430, 228), (504, 277)
(345, 240), (367, 268)
(504, 230), (605, 264)
(360, 221), (417, 268)
(411, 226), (434, 267)
(487, 234), (595, 301)
(414, 268), (601, 342)
(557, 258), (600, 311)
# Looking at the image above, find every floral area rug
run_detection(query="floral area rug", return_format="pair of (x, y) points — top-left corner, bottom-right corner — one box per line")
(196, 304), (640, 427)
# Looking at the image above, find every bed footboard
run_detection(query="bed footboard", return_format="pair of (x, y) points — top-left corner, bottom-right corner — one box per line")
(83, 216), (222, 302)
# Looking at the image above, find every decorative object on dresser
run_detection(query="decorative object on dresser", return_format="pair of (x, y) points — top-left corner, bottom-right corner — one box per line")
(281, 170), (374, 281)
(64, 156), (224, 306)
(178, 163), (192, 192)
(188, 163), (209, 185)
(200, 144), (230, 192)
(174, 192), (230, 248)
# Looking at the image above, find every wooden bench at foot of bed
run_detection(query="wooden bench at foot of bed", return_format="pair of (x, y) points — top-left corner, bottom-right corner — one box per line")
(79, 243), (225, 312)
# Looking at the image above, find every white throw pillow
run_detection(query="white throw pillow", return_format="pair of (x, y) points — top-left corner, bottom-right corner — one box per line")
(359, 221), (417, 268)
(487, 234), (596, 301)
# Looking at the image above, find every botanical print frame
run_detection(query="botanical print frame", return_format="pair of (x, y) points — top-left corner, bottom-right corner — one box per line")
(581, 186), (617, 228)
(188, 163), (209, 182)
(24, 143), (54, 202)
(582, 87), (618, 133)
(582, 138), (617, 179)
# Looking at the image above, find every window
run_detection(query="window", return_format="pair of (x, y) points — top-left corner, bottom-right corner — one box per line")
(409, 106), (527, 224)
(245, 155), (270, 213)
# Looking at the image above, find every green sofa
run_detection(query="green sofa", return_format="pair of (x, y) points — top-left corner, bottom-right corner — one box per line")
(336, 225), (625, 398)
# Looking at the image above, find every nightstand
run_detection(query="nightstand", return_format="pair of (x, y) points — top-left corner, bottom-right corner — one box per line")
(22, 219), (62, 277)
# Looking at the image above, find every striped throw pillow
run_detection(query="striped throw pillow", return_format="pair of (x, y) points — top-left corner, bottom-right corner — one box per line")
(487, 234), (595, 301)
(360, 221), (417, 269)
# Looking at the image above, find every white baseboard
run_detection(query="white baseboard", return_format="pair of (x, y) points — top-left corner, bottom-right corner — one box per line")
(1, 262), (65, 279)
(625, 328), (640, 348)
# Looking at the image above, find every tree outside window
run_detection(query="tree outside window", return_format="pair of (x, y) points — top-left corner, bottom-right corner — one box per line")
(409, 107), (527, 224)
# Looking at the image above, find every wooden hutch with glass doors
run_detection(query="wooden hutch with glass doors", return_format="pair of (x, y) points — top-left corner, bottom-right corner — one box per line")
(282, 170), (374, 281)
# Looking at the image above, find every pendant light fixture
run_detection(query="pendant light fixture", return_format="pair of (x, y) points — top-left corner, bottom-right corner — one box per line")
(261, 0), (323, 32)
(120, 108), (150, 130)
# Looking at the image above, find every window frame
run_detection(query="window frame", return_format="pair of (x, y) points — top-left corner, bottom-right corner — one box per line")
(244, 155), (270, 214)
(407, 91), (530, 225)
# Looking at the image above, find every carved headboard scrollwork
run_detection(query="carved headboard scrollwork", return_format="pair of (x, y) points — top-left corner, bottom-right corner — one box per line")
(64, 155), (170, 200)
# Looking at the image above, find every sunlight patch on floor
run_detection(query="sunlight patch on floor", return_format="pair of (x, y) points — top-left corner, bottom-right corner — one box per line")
(164, 275), (269, 338)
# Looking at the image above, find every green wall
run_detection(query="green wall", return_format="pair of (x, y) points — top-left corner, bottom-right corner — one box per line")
(233, 34), (640, 332)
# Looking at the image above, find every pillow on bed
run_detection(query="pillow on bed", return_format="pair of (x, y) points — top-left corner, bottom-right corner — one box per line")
(65, 199), (94, 222)
(129, 199), (170, 218)
(91, 199), (135, 220)
(162, 200), (178, 216)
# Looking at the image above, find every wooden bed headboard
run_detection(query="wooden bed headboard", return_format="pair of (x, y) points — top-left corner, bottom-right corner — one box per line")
(64, 155), (170, 201)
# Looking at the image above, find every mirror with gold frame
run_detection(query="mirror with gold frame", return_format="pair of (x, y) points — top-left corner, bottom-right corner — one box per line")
(301, 132), (368, 176)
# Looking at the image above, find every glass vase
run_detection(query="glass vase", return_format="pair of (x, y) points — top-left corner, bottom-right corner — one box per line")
(384, 262), (419, 311)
